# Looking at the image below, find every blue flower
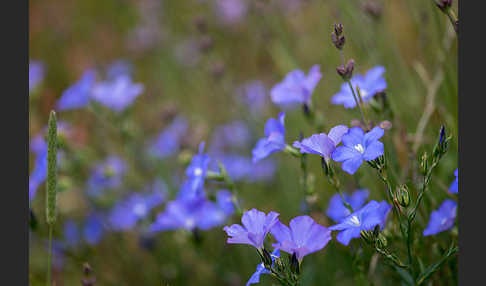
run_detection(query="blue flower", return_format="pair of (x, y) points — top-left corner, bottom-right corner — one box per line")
(29, 144), (47, 201)
(148, 116), (188, 159)
(449, 168), (458, 194)
(293, 125), (349, 160)
(57, 69), (96, 111)
(423, 199), (457, 236)
(252, 112), (286, 163)
(91, 74), (144, 112)
(177, 142), (211, 200)
(329, 200), (391, 245)
(326, 189), (370, 223)
(63, 220), (81, 248)
(83, 213), (105, 245)
(29, 61), (45, 92)
(149, 197), (227, 232)
(108, 180), (167, 231)
(331, 66), (386, 108)
(237, 80), (268, 116)
(332, 126), (385, 175)
(246, 248), (280, 286)
(270, 65), (322, 109)
(86, 156), (127, 198)
(223, 208), (280, 250)
(216, 189), (236, 216)
(209, 121), (252, 153)
(270, 215), (331, 261)
(106, 60), (132, 80)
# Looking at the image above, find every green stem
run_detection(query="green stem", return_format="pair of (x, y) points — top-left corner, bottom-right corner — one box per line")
(46, 225), (53, 286)
(346, 80), (369, 130)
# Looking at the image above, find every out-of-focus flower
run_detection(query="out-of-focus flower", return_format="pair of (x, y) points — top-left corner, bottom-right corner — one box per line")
(63, 220), (81, 248)
(29, 61), (45, 92)
(211, 154), (276, 182)
(449, 168), (458, 194)
(57, 70), (96, 111)
(332, 127), (385, 175)
(236, 80), (268, 116)
(293, 125), (349, 160)
(216, 189), (235, 216)
(107, 60), (132, 80)
(423, 199), (457, 236)
(252, 113), (286, 163)
(326, 189), (370, 223)
(149, 197), (226, 232)
(86, 156), (127, 198)
(177, 142), (210, 200)
(329, 200), (391, 245)
(209, 121), (252, 153)
(148, 116), (188, 159)
(83, 213), (105, 245)
(223, 208), (280, 250)
(247, 248), (280, 286)
(214, 0), (248, 25)
(108, 180), (167, 231)
(331, 66), (386, 109)
(270, 65), (322, 109)
(270, 215), (331, 261)
(91, 75), (144, 112)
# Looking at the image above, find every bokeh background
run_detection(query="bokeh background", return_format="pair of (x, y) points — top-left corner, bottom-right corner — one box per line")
(29, 0), (458, 285)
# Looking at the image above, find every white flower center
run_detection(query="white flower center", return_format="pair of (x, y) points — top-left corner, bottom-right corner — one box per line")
(185, 218), (195, 229)
(133, 203), (147, 217)
(360, 89), (369, 99)
(354, 144), (365, 154)
(350, 215), (361, 226)
(194, 167), (203, 176)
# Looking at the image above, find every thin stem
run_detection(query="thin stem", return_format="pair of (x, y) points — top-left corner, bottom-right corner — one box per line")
(346, 80), (368, 130)
(46, 225), (53, 286)
(356, 86), (371, 130)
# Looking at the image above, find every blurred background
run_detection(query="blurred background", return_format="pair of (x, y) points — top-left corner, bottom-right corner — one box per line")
(29, 0), (457, 285)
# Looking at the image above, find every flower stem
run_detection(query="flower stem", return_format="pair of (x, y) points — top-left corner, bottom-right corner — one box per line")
(46, 225), (53, 286)
(346, 80), (369, 131)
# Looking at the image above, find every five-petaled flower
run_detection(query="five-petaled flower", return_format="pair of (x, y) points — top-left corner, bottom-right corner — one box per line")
(223, 208), (280, 250)
(332, 126), (385, 175)
(252, 112), (286, 163)
(331, 66), (386, 109)
(326, 189), (370, 223)
(177, 142), (211, 200)
(91, 74), (144, 112)
(270, 215), (331, 261)
(423, 199), (457, 236)
(270, 65), (322, 109)
(293, 125), (349, 161)
(329, 200), (391, 245)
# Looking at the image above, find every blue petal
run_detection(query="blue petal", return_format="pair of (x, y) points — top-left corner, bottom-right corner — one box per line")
(341, 156), (363, 175)
(362, 141), (384, 161)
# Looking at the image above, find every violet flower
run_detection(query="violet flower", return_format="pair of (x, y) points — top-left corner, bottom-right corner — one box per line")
(86, 156), (127, 198)
(177, 142), (211, 200)
(270, 65), (322, 109)
(449, 168), (458, 194)
(326, 189), (370, 223)
(252, 112), (286, 163)
(29, 61), (45, 92)
(57, 69), (96, 111)
(91, 74), (144, 112)
(270, 215), (331, 261)
(293, 125), (349, 160)
(148, 116), (188, 159)
(329, 200), (391, 245)
(423, 199), (457, 236)
(223, 208), (280, 250)
(332, 126), (385, 175)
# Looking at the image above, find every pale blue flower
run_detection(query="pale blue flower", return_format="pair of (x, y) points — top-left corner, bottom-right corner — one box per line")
(423, 199), (457, 236)
(252, 112), (286, 163)
(91, 74), (144, 112)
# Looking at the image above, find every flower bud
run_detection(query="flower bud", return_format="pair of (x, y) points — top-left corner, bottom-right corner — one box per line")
(376, 233), (388, 248)
(435, 0), (452, 12)
(396, 184), (410, 207)
(336, 59), (354, 80)
(420, 152), (428, 175)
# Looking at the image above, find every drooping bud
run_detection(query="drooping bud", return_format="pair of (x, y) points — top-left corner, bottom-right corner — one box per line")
(435, 0), (452, 12)
(396, 184), (411, 207)
(46, 111), (58, 226)
(336, 59), (354, 80)
(290, 253), (300, 275)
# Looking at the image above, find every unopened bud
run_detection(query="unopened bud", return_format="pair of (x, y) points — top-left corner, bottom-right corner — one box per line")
(331, 23), (345, 50)
(396, 185), (410, 207)
(379, 120), (392, 130)
(435, 0), (452, 12)
(336, 59), (354, 80)
(376, 233), (388, 248)
(420, 152), (428, 175)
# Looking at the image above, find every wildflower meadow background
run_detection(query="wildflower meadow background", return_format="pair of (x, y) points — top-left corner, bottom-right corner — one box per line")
(29, 0), (458, 285)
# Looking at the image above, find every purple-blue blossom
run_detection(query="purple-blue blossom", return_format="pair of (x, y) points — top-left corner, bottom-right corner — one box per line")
(148, 116), (188, 159)
(449, 168), (458, 194)
(246, 248), (280, 286)
(216, 189), (236, 216)
(252, 112), (286, 163)
(423, 199), (457, 236)
(29, 61), (45, 92)
(332, 126), (385, 175)
(177, 142), (211, 200)
(91, 74), (144, 112)
(108, 181), (167, 231)
(209, 120), (252, 153)
(57, 69), (96, 111)
(214, 0), (248, 25)
(149, 197), (227, 232)
(107, 60), (133, 80)
(270, 65), (322, 109)
(86, 156), (127, 198)
(329, 200), (391, 245)
(223, 208), (280, 250)
(326, 189), (370, 223)
(331, 66), (387, 108)
(83, 213), (105, 245)
(63, 220), (81, 248)
(270, 215), (331, 261)
(236, 80), (268, 116)
(293, 125), (349, 160)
